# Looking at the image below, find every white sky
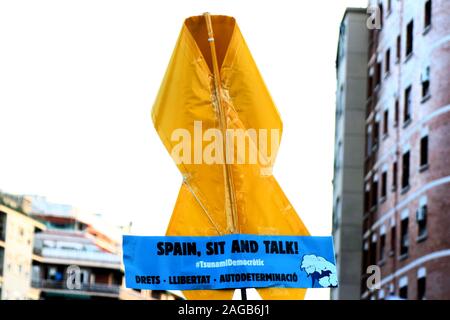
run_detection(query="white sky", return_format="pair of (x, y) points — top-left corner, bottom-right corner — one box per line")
(0, 0), (367, 299)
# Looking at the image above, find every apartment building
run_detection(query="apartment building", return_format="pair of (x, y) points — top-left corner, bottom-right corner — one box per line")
(332, 7), (368, 300)
(0, 193), (45, 299)
(362, 0), (450, 299)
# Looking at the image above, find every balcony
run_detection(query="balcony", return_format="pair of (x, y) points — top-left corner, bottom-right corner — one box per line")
(32, 279), (121, 296)
(33, 247), (121, 269)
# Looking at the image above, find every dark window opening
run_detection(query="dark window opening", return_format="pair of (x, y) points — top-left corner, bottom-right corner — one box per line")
(424, 0), (432, 29)
(367, 125), (373, 156)
(417, 204), (427, 238)
(394, 99), (400, 126)
(418, 276), (426, 300)
(383, 109), (389, 135)
(373, 119), (380, 148)
(399, 285), (408, 299)
(396, 35), (401, 62)
(370, 240), (377, 266)
(402, 151), (410, 189)
(364, 189), (370, 213)
(385, 49), (391, 74)
(379, 4), (384, 28)
(420, 136), (429, 167)
(0, 212), (6, 242)
(406, 20), (414, 57)
(381, 171), (387, 198)
(422, 80), (430, 98)
(375, 62), (382, 88)
(404, 86), (412, 123)
(371, 178), (378, 209)
(392, 161), (398, 190)
(422, 66), (431, 98)
(368, 75), (374, 99)
(400, 217), (409, 256)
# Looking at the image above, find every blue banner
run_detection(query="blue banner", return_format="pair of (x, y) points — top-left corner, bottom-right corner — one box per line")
(123, 234), (337, 290)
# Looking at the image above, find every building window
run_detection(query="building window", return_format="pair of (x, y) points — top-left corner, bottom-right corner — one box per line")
(364, 187), (370, 213)
(421, 66), (431, 100)
(375, 62), (382, 88)
(404, 86), (412, 125)
(417, 276), (426, 300)
(385, 49), (391, 74)
(0, 212), (6, 241)
(373, 116), (380, 148)
(367, 79), (373, 99)
(396, 35), (401, 62)
(392, 161), (398, 190)
(381, 170), (387, 199)
(394, 99), (399, 126)
(383, 109), (389, 136)
(379, 233), (386, 262)
(370, 238), (377, 266)
(417, 268), (427, 300)
(399, 278), (408, 299)
(420, 135), (429, 168)
(402, 151), (410, 190)
(406, 20), (414, 58)
(367, 125), (373, 156)
(390, 224), (396, 255)
(417, 201), (428, 239)
(379, 3), (384, 28)
(372, 176), (379, 209)
(363, 242), (369, 270)
(424, 0), (432, 30)
(0, 250), (3, 278)
(400, 215), (409, 257)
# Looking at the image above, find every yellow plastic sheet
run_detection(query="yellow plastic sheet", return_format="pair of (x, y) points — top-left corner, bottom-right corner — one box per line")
(152, 15), (310, 300)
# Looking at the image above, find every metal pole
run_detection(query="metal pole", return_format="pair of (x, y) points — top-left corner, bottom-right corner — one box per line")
(203, 12), (239, 235)
(241, 288), (248, 300)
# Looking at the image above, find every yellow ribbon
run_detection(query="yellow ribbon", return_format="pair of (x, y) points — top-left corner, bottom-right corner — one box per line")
(152, 14), (310, 300)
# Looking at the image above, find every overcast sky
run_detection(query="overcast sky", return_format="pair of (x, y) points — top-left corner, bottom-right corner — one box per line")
(0, 0), (367, 299)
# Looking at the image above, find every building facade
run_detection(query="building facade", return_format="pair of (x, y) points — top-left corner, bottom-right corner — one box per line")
(0, 194), (45, 300)
(31, 228), (125, 300)
(0, 192), (180, 300)
(332, 8), (368, 300)
(27, 196), (176, 300)
(362, 0), (450, 299)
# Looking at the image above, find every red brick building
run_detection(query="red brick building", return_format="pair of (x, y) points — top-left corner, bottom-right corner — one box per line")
(362, 0), (450, 299)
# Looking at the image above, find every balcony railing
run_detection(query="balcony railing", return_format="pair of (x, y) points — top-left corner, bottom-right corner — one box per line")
(32, 279), (121, 295)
